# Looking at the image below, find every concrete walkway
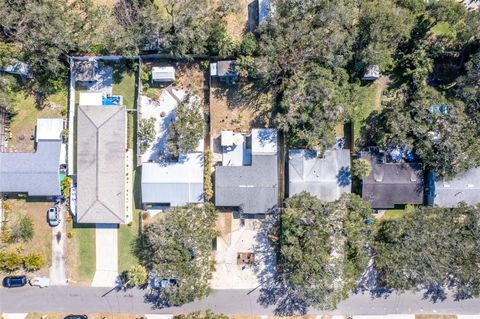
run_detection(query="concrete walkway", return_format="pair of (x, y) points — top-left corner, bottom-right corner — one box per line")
(49, 204), (68, 285)
(91, 224), (119, 287)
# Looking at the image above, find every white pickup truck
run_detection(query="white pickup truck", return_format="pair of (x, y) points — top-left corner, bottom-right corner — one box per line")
(29, 276), (50, 288)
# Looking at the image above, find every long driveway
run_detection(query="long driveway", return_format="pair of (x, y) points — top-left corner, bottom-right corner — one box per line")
(91, 224), (119, 287)
(1, 287), (480, 315)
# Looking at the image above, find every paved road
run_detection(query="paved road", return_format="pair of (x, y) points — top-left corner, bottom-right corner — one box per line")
(2, 286), (480, 315)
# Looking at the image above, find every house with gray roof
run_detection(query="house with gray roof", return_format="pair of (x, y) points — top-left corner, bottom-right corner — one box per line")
(0, 119), (63, 197)
(427, 168), (480, 207)
(76, 104), (126, 224)
(289, 149), (351, 201)
(361, 151), (424, 209)
(215, 129), (278, 215)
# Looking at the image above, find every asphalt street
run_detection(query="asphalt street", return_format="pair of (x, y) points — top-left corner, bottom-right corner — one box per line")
(2, 286), (480, 315)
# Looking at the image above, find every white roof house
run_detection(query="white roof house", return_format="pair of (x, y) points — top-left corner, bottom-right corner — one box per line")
(141, 153), (204, 208)
(79, 91), (103, 106)
(36, 119), (64, 142)
(152, 66), (175, 82)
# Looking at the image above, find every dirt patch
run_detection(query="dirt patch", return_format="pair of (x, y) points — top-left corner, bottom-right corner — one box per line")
(1, 198), (54, 276)
(210, 79), (272, 136)
(225, 0), (250, 42)
(374, 75), (393, 110)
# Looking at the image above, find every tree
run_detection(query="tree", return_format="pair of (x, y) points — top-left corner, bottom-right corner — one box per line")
(239, 32), (257, 56)
(138, 117), (157, 154)
(23, 252), (45, 271)
(207, 23), (237, 57)
(174, 310), (228, 319)
(0, 42), (19, 68)
(127, 264), (148, 287)
(373, 204), (480, 298)
(138, 203), (218, 306)
(167, 95), (204, 158)
(10, 215), (34, 243)
(270, 192), (373, 312)
(356, 0), (414, 71)
(352, 159), (372, 179)
(0, 251), (23, 272)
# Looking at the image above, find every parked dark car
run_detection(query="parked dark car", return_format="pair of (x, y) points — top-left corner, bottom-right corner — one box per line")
(2, 275), (27, 288)
(64, 316), (88, 319)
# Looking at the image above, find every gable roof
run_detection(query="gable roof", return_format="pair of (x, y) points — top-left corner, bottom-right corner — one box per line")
(432, 168), (480, 207)
(289, 149), (351, 202)
(215, 129), (278, 214)
(141, 153), (204, 206)
(0, 140), (61, 196)
(361, 151), (424, 209)
(77, 104), (126, 224)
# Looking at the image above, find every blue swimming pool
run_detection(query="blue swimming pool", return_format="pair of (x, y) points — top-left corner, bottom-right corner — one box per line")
(102, 95), (121, 106)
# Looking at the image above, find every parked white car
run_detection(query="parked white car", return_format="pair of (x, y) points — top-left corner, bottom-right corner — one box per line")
(29, 276), (50, 288)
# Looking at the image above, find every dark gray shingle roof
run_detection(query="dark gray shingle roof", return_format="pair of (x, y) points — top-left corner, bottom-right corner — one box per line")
(361, 152), (424, 209)
(215, 154), (278, 214)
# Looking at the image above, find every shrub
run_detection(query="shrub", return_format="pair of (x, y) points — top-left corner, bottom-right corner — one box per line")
(139, 117), (157, 154)
(67, 231), (73, 239)
(0, 251), (23, 272)
(239, 32), (257, 56)
(10, 215), (34, 243)
(61, 177), (72, 199)
(127, 264), (148, 287)
(24, 252), (45, 271)
(3, 201), (11, 210)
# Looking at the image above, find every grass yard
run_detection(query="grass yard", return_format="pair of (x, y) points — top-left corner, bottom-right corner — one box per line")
(118, 209), (141, 274)
(0, 199), (53, 276)
(111, 60), (138, 149)
(225, 0), (249, 42)
(67, 222), (96, 285)
(352, 83), (377, 145)
(1, 74), (66, 152)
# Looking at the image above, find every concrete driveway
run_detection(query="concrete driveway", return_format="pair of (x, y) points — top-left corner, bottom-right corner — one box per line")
(211, 215), (276, 289)
(91, 224), (119, 287)
(49, 204), (67, 285)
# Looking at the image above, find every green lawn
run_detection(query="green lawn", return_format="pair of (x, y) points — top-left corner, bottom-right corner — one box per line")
(431, 21), (456, 38)
(71, 223), (96, 284)
(382, 209), (408, 221)
(353, 84), (377, 144)
(118, 209), (141, 274)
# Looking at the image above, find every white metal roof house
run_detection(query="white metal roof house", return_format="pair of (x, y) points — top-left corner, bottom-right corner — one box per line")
(141, 153), (204, 209)
(152, 66), (175, 83)
(289, 149), (351, 202)
(0, 119), (63, 197)
(76, 103), (126, 224)
(427, 168), (480, 208)
(215, 128), (279, 216)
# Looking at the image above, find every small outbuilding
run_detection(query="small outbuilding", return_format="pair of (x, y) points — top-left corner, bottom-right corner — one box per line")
(210, 60), (237, 84)
(152, 66), (175, 83)
(362, 65), (380, 81)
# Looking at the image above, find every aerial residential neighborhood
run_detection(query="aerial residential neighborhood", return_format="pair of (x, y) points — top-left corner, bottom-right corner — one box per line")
(0, 0), (480, 318)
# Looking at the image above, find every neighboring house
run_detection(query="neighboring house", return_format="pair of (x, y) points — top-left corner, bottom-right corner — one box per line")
(76, 92), (126, 224)
(141, 153), (204, 210)
(210, 60), (237, 84)
(151, 66), (175, 83)
(361, 151), (424, 209)
(0, 118), (63, 197)
(362, 65), (380, 81)
(427, 168), (480, 207)
(288, 149), (351, 202)
(215, 129), (278, 216)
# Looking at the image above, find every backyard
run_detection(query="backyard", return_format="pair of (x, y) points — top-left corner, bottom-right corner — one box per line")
(0, 73), (66, 152)
(0, 198), (54, 277)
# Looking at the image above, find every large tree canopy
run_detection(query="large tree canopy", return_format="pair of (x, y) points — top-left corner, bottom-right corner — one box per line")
(374, 204), (480, 298)
(138, 204), (217, 306)
(267, 192), (373, 313)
